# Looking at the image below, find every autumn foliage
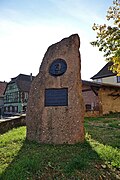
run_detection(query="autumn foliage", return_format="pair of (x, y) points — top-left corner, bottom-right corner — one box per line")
(91, 0), (120, 75)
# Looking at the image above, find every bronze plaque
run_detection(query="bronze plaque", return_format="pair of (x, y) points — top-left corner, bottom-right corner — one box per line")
(45, 88), (68, 106)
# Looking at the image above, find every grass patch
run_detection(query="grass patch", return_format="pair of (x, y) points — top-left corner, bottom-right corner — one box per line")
(86, 133), (120, 169)
(0, 127), (26, 175)
(84, 114), (120, 148)
(0, 136), (104, 179)
(0, 113), (120, 179)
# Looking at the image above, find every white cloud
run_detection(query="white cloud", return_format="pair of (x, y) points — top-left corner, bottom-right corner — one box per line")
(0, 0), (108, 81)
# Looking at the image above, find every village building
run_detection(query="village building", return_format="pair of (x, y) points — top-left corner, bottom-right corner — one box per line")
(82, 80), (120, 116)
(0, 81), (7, 117)
(91, 62), (120, 86)
(4, 74), (34, 116)
(82, 62), (120, 117)
(2, 62), (120, 117)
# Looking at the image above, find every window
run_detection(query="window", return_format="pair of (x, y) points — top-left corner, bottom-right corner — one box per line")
(97, 79), (102, 83)
(4, 107), (8, 112)
(4, 92), (19, 103)
(10, 106), (12, 112)
(14, 106), (18, 112)
(13, 92), (19, 102)
(85, 104), (91, 111)
(8, 84), (16, 90)
(24, 92), (28, 102)
(117, 76), (120, 83)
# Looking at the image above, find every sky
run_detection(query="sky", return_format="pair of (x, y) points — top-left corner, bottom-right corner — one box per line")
(0, 0), (113, 82)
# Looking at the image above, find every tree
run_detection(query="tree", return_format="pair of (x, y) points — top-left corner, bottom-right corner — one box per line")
(91, 0), (120, 75)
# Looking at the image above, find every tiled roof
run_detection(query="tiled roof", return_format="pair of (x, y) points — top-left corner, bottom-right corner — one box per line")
(82, 80), (120, 89)
(9, 74), (34, 92)
(91, 62), (116, 80)
(11, 74), (33, 82)
(0, 81), (7, 96)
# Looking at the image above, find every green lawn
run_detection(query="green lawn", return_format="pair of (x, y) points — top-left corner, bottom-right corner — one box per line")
(0, 113), (120, 179)
(85, 113), (120, 148)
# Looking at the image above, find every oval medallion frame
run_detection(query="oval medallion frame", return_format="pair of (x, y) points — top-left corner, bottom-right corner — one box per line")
(49, 58), (67, 76)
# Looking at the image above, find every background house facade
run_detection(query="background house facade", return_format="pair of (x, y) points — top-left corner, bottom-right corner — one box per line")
(91, 62), (120, 86)
(82, 81), (99, 112)
(4, 74), (34, 116)
(0, 81), (7, 117)
(82, 80), (120, 116)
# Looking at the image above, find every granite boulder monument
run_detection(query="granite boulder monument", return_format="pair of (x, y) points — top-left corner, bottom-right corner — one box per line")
(26, 34), (84, 144)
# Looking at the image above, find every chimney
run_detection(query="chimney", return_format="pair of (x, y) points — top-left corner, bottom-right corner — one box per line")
(30, 73), (32, 81)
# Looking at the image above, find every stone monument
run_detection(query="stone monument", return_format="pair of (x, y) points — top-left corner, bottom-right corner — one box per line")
(26, 34), (84, 144)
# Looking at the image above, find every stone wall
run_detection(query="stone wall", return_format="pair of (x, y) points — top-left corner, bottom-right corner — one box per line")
(99, 87), (120, 115)
(0, 115), (26, 134)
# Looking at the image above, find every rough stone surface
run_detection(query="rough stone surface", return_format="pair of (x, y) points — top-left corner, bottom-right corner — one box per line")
(26, 34), (84, 144)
